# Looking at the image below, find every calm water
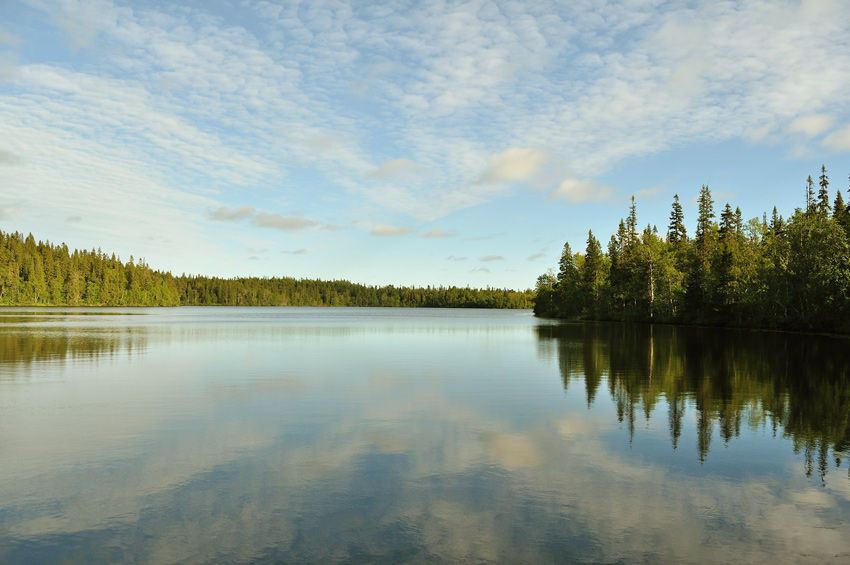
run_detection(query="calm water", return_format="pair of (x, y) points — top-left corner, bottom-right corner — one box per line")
(1, 307), (848, 563)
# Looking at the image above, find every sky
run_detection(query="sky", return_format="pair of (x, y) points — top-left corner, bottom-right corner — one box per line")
(1, 0), (849, 290)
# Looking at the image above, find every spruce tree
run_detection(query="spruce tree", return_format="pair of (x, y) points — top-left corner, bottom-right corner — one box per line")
(806, 175), (815, 213)
(695, 185), (715, 244)
(835, 190), (849, 234)
(557, 242), (578, 285)
(817, 165), (830, 216)
(626, 196), (638, 246)
(719, 203), (735, 240)
(582, 230), (603, 315)
(667, 194), (687, 244)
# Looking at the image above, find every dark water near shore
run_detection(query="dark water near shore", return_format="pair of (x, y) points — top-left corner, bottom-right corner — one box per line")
(1, 307), (848, 563)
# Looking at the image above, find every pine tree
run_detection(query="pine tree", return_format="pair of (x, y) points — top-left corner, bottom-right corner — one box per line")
(667, 194), (687, 244)
(688, 185), (717, 320)
(719, 203), (736, 241)
(806, 175), (816, 214)
(817, 165), (830, 217)
(834, 190), (846, 222)
(557, 242), (578, 286)
(695, 185), (715, 244)
(582, 230), (603, 315)
(626, 196), (638, 246)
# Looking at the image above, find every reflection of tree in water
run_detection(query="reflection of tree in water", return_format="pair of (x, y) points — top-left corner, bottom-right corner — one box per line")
(536, 322), (850, 480)
(0, 325), (149, 369)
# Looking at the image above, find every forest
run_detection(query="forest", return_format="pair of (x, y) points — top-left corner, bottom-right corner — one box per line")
(0, 231), (533, 309)
(534, 166), (850, 333)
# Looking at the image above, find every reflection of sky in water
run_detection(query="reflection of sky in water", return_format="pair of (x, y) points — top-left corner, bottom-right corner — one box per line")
(0, 308), (848, 563)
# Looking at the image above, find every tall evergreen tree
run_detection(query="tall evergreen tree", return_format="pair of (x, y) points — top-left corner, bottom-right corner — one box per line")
(817, 165), (831, 217)
(806, 175), (816, 213)
(557, 242), (578, 285)
(836, 190), (849, 235)
(626, 196), (638, 246)
(695, 185), (716, 245)
(667, 194), (687, 244)
(581, 230), (604, 315)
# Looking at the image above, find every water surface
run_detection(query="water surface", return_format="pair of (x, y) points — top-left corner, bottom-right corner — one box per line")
(1, 307), (848, 563)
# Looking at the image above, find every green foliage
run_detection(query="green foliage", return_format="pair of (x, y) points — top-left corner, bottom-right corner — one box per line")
(0, 230), (534, 309)
(534, 167), (850, 333)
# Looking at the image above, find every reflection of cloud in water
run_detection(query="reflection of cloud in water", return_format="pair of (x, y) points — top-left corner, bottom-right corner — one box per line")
(2, 311), (850, 562)
(480, 432), (545, 469)
(6, 379), (849, 563)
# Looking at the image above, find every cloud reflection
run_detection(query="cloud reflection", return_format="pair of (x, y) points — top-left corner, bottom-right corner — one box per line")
(0, 310), (848, 563)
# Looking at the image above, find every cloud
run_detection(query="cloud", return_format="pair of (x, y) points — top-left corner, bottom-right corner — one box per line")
(281, 248), (307, 255)
(527, 253), (545, 261)
(66, 215), (82, 223)
(480, 255), (504, 262)
(788, 114), (834, 138)
(477, 148), (549, 184)
(370, 224), (412, 236)
(446, 255), (467, 261)
(367, 158), (428, 181)
(548, 177), (615, 204)
(423, 228), (454, 238)
(471, 267), (491, 273)
(0, 52), (16, 81)
(0, 25), (20, 46)
(0, 149), (20, 165)
(480, 432), (545, 469)
(52, 7), (99, 51)
(211, 206), (318, 231)
(823, 124), (850, 151)
(350, 60), (399, 96)
(307, 135), (348, 155)
(210, 206), (256, 222)
(253, 213), (318, 231)
(0, 202), (21, 221)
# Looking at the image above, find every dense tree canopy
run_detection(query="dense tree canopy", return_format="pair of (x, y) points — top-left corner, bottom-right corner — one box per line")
(0, 230), (533, 309)
(534, 166), (850, 333)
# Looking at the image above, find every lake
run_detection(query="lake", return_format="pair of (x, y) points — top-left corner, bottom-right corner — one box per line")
(1, 307), (848, 563)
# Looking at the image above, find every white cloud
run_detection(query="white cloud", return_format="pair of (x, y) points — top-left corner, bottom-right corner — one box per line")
(549, 177), (615, 204)
(480, 255), (504, 262)
(0, 25), (20, 46)
(477, 148), (549, 185)
(52, 6), (99, 51)
(211, 206), (256, 221)
(788, 114), (834, 138)
(0, 149), (20, 165)
(367, 158), (428, 181)
(0, 202), (21, 221)
(370, 224), (412, 236)
(823, 124), (850, 151)
(423, 228), (454, 238)
(253, 213), (318, 231)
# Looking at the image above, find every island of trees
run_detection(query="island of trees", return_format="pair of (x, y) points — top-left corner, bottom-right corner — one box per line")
(534, 166), (850, 333)
(0, 231), (533, 309)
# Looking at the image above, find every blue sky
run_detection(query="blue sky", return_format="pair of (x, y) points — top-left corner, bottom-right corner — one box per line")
(1, 0), (849, 290)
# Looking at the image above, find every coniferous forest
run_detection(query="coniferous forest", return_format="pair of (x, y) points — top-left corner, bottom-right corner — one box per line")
(0, 231), (533, 309)
(534, 166), (850, 333)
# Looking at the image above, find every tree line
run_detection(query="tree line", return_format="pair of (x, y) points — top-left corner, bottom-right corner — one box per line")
(534, 165), (850, 333)
(0, 230), (534, 308)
